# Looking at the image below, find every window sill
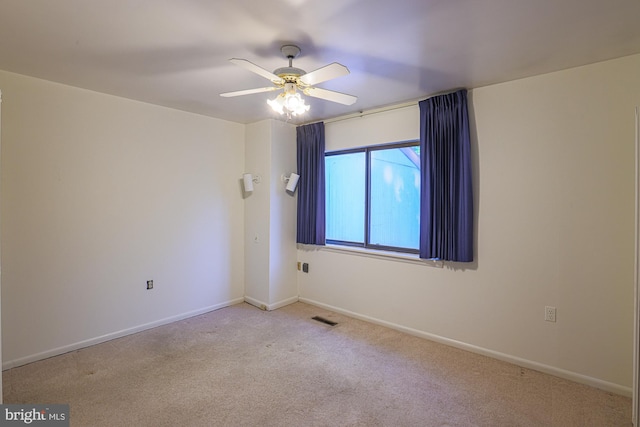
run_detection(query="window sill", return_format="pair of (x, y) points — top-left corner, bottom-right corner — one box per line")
(319, 244), (444, 268)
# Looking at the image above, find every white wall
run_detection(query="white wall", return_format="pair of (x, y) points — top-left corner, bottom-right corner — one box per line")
(244, 119), (298, 310)
(244, 121), (272, 306)
(299, 54), (640, 394)
(268, 120), (298, 306)
(0, 70), (246, 367)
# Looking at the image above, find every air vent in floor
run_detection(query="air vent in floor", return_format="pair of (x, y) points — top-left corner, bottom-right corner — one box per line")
(312, 316), (338, 326)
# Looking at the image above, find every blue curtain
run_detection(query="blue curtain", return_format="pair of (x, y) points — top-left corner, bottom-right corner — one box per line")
(296, 122), (326, 245)
(419, 89), (473, 262)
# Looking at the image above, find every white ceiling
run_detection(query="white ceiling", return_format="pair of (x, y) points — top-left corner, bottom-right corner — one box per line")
(1, 0), (639, 125)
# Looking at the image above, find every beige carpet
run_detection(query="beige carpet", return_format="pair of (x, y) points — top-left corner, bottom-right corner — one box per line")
(2, 302), (632, 426)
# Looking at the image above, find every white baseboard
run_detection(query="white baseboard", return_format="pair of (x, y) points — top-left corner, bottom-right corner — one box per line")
(245, 295), (299, 311)
(268, 295), (299, 311)
(244, 296), (268, 310)
(299, 297), (632, 398)
(2, 297), (245, 370)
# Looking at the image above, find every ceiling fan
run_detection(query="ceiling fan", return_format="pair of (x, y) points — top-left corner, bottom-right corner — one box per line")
(220, 44), (357, 116)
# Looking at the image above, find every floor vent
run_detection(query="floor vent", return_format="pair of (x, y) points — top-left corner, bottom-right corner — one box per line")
(312, 316), (338, 326)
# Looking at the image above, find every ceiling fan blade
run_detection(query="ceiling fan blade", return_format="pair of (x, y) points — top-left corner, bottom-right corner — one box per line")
(230, 58), (284, 84)
(299, 62), (350, 86)
(220, 86), (280, 97)
(304, 87), (357, 106)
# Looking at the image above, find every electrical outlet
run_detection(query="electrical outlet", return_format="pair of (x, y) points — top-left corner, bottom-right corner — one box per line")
(147, 280), (154, 290)
(544, 306), (556, 322)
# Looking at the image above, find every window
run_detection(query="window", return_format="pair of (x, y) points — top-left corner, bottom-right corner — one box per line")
(325, 141), (420, 253)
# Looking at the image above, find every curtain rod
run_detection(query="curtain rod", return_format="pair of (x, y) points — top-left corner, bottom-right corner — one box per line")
(300, 88), (468, 126)
(298, 99), (421, 126)
(314, 100), (419, 126)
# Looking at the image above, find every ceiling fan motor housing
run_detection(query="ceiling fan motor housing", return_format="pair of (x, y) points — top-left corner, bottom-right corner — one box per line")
(273, 66), (306, 80)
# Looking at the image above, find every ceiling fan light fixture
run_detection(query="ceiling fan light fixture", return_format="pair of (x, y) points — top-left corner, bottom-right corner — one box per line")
(267, 94), (285, 114)
(268, 91), (309, 116)
(284, 92), (310, 115)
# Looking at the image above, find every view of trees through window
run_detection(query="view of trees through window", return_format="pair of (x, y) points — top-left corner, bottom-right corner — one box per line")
(325, 142), (420, 253)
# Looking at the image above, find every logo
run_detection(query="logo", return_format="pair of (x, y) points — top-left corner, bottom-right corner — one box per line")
(0, 405), (69, 427)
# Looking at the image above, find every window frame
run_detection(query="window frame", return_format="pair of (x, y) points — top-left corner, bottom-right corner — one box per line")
(325, 140), (420, 255)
